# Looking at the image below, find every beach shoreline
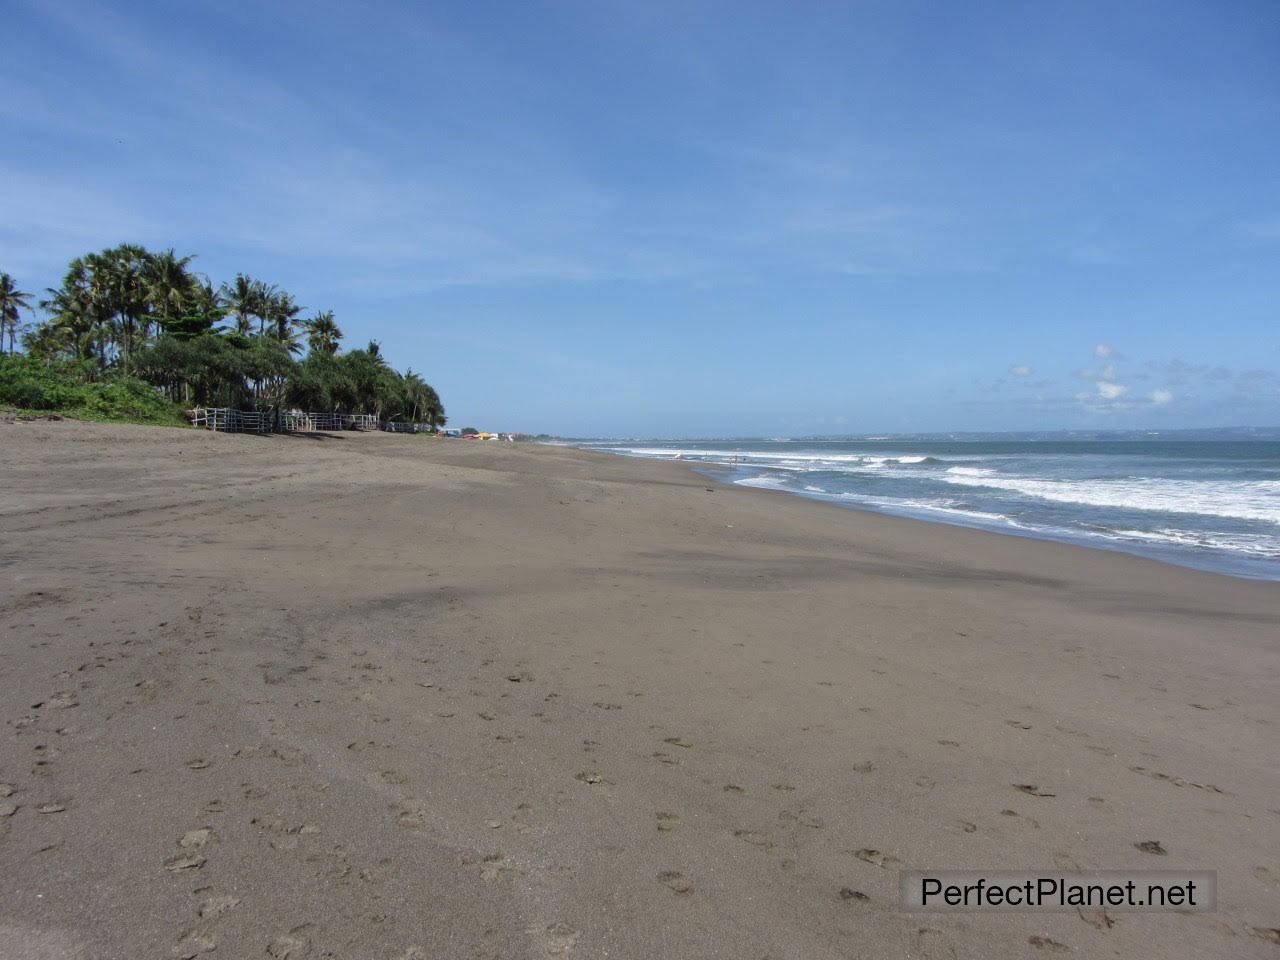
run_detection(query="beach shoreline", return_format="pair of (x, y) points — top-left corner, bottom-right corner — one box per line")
(567, 439), (1280, 583)
(2, 421), (1277, 959)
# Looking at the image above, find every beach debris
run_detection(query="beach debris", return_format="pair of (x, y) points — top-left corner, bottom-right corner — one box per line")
(1014, 784), (1056, 797)
(656, 812), (679, 832)
(575, 771), (603, 785)
(839, 888), (870, 901)
(1134, 840), (1167, 855)
(484, 819), (502, 829)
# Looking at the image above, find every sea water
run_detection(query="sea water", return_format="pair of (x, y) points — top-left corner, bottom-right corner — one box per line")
(574, 438), (1280, 581)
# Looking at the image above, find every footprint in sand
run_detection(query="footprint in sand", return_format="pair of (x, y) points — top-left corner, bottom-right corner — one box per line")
(266, 926), (312, 959)
(1006, 720), (1033, 730)
(173, 931), (217, 958)
(839, 888), (870, 902)
(164, 854), (207, 872)
(853, 848), (902, 868)
(1014, 784), (1056, 797)
(663, 737), (693, 749)
(657, 870), (693, 895)
(1076, 906), (1115, 930)
(915, 926), (958, 959)
(1028, 935), (1070, 952)
(1129, 766), (1225, 793)
(1134, 840), (1167, 855)
(480, 854), (513, 882)
(197, 895), (241, 921)
(733, 829), (773, 849)
(533, 922), (579, 956)
(179, 828), (211, 849)
(1000, 809), (1040, 829)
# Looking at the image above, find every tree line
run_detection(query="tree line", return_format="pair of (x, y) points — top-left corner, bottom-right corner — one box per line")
(0, 245), (445, 427)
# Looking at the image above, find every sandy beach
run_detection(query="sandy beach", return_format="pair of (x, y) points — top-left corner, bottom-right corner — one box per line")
(1, 420), (1276, 959)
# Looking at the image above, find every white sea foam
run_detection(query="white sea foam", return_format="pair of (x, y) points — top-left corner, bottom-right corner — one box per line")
(606, 447), (941, 471)
(946, 466), (995, 477)
(940, 474), (1280, 523)
(733, 475), (791, 490)
(1103, 528), (1280, 558)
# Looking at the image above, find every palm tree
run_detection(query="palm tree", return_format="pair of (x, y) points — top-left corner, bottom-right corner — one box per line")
(0, 272), (34, 354)
(145, 249), (197, 323)
(304, 311), (343, 356)
(221, 274), (266, 336)
(265, 291), (304, 351)
(40, 258), (111, 365)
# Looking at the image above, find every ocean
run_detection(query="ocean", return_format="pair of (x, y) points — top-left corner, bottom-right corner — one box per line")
(573, 438), (1280, 581)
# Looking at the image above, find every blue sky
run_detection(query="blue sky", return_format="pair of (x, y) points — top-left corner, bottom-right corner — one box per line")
(3, 0), (1278, 436)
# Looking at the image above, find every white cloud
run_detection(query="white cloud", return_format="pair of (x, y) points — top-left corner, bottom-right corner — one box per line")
(1009, 364), (1032, 377)
(1150, 389), (1173, 406)
(1094, 343), (1114, 360)
(1097, 382), (1128, 400)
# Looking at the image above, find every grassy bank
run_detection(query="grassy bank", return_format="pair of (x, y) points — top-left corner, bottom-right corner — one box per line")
(0, 354), (188, 427)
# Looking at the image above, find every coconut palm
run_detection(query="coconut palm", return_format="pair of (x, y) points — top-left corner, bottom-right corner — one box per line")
(145, 249), (197, 323)
(304, 311), (343, 356)
(265, 291), (304, 351)
(221, 274), (267, 336)
(0, 272), (34, 354)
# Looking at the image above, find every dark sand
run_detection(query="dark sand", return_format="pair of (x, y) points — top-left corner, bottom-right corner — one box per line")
(1, 420), (1277, 959)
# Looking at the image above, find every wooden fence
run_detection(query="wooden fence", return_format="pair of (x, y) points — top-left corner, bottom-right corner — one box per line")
(191, 408), (411, 435)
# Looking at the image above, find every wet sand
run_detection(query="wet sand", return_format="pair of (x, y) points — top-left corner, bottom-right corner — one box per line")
(1, 420), (1277, 959)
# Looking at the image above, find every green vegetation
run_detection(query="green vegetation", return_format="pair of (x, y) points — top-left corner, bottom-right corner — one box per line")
(1, 247), (445, 429)
(0, 354), (187, 425)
